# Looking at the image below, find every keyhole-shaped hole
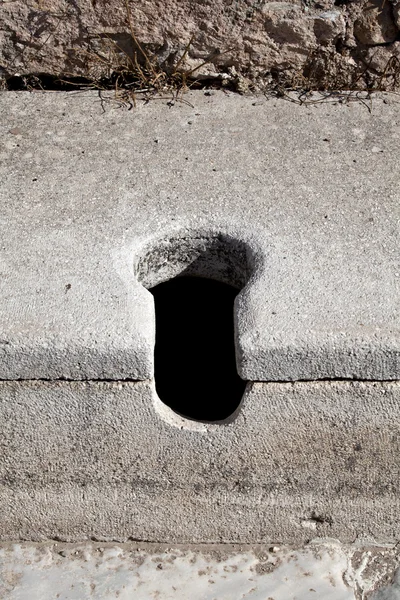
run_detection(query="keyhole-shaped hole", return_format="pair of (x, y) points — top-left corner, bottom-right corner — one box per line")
(150, 276), (246, 422)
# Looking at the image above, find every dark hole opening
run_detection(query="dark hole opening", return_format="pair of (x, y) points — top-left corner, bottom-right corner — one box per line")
(150, 276), (246, 422)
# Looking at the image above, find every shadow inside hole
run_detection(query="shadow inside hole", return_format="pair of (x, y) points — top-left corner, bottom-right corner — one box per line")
(150, 276), (246, 422)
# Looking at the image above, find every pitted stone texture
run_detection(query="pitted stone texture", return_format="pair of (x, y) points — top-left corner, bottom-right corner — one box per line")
(354, 0), (398, 45)
(1, 380), (400, 543)
(0, 91), (399, 381)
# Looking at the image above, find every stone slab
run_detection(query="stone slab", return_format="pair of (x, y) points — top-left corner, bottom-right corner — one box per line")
(1, 541), (399, 600)
(0, 91), (399, 381)
(1, 379), (400, 544)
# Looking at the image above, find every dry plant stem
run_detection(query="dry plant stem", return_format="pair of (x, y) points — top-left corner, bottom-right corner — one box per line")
(124, 0), (158, 80)
(173, 36), (195, 73)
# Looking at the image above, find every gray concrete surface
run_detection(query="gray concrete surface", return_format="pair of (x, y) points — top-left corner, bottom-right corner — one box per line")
(1, 379), (400, 544)
(0, 90), (398, 381)
(1, 541), (399, 600)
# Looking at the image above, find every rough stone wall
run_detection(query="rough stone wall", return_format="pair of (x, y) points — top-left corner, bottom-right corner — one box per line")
(1, 0), (400, 89)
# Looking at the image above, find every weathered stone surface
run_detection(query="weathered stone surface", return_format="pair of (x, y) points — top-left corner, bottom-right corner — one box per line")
(361, 41), (400, 74)
(0, 91), (398, 547)
(354, 0), (398, 45)
(0, 92), (399, 381)
(393, 0), (400, 29)
(1, 380), (400, 543)
(0, 0), (398, 89)
(0, 91), (398, 553)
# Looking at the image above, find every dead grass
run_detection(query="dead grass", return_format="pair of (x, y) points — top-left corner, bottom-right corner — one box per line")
(55, 0), (234, 108)
(267, 49), (400, 111)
